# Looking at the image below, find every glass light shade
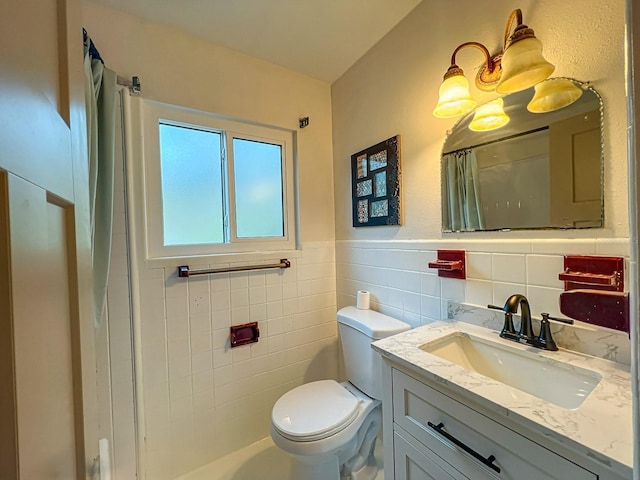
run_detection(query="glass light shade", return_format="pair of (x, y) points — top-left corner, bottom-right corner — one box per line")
(495, 36), (555, 94)
(469, 98), (510, 132)
(527, 78), (583, 113)
(433, 73), (477, 118)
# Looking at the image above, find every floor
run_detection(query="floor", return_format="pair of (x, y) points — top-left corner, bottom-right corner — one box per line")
(175, 435), (384, 480)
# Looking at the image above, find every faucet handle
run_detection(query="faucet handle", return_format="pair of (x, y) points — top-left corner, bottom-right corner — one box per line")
(531, 313), (573, 351)
(540, 312), (574, 325)
(487, 304), (519, 340)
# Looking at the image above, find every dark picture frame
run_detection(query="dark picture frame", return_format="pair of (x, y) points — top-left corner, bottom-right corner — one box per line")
(351, 135), (401, 227)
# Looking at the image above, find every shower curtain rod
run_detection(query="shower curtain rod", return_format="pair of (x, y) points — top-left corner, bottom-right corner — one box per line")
(177, 259), (291, 278)
(117, 75), (141, 94)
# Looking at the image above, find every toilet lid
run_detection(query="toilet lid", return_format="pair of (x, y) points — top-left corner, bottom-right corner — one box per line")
(272, 380), (360, 441)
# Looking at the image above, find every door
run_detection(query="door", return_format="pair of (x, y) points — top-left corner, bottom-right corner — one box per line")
(0, 0), (97, 478)
(549, 109), (602, 227)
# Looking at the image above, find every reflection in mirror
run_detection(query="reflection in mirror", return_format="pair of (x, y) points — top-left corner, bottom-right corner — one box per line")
(441, 78), (603, 232)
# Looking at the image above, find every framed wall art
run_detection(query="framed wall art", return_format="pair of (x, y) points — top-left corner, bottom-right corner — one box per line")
(351, 135), (401, 227)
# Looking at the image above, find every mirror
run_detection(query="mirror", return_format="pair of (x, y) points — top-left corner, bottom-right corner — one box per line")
(441, 78), (603, 232)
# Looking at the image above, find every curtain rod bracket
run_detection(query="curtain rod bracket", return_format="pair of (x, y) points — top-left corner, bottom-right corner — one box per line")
(117, 75), (142, 94)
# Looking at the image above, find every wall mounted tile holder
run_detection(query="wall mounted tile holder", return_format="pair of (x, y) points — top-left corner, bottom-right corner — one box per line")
(558, 255), (623, 292)
(428, 250), (466, 279)
(178, 259), (290, 278)
(230, 322), (260, 348)
(558, 255), (629, 334)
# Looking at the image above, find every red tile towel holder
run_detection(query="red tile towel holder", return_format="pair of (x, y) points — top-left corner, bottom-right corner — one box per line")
(558, 255), (629, 334)
(428, 250), (466, 279)
(558, 255), (623, 292)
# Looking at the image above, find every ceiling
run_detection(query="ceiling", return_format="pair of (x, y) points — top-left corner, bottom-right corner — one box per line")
(89, 0), (423, 84)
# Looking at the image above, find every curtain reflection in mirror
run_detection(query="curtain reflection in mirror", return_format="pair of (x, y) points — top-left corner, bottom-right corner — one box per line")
(444, 149), (484, 231)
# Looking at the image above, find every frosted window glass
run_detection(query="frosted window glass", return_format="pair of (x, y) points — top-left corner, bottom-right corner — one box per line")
(233, 138), (284, 238)
(159, 124), (224, 245)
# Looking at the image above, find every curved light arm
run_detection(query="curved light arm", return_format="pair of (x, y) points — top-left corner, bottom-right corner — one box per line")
(503, 9), (523, 48)
(450, 41), (497, 74)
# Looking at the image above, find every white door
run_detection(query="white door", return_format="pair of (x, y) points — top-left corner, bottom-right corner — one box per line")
(549, 109), (602, 227)
(0, 0), (97, 478)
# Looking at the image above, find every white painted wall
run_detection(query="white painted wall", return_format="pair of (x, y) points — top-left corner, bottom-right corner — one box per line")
(332, 0), (627, 240)
(84, 1), (335, 245)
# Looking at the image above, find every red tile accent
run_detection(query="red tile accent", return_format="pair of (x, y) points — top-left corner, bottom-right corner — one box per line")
(428, 250), (466, 279)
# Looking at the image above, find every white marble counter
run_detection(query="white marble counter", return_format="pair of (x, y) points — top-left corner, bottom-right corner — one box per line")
(372, 320), (633, 478)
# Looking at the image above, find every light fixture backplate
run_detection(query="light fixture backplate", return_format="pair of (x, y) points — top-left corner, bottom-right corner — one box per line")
(475, 53), (503, 91)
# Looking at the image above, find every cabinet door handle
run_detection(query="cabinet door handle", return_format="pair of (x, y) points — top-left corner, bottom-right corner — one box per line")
(427, 421), (501, 474)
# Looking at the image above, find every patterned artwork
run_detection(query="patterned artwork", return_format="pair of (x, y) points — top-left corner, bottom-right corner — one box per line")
(371, 200), (388, 217)
(369, 150), (387, 170)
(350, 135), (401, 227)
(375, 171), (386, 197)
(357, 200), (368, 223)
(356, 154), (367, 179)
(356, 180), (373, 197)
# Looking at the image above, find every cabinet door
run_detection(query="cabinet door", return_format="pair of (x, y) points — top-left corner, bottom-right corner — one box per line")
(393, 369), (597, 480)
(394, 430), (461, 480)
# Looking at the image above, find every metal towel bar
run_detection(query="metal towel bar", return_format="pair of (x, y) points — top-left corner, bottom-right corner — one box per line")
(178, 259), (291, 278)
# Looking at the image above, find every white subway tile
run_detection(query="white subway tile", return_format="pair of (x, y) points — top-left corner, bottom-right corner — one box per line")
(266, 284), (283, 302)
(530, 239), (596, 255)
(526, 254), (564, 288)
(464, 279), (493, 308)
(230, 288), (249, 308)
(420, 295), (440, 319)
(440, 278), (465, 302)
(492, 282), (526, 306)
(229, 272), (248, 290)
(403, 291), (421, 315)
(492, 253), (525, 283)
(420, 273), (440, 296)
(526, 285), (564, 318)
(211, 308), (231, 329)
(402, 271), (421, 293)
(466, 252), (492, 280)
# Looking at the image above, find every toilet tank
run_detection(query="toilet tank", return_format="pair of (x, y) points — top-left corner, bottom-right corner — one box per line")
(337, 306), (410, 400)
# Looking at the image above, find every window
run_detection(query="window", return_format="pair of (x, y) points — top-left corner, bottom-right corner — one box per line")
(142, 101), (296, 259)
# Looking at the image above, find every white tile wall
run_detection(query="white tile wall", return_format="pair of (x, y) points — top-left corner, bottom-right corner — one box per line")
(140, 243), (338, 479)
(336, 239), (630, 324)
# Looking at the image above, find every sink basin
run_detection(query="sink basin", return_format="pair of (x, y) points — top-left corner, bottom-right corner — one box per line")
(420, 331), (602, 410)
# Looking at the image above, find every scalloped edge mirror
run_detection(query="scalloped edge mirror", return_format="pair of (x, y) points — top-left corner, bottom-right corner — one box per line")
(441, 78), (603, 233)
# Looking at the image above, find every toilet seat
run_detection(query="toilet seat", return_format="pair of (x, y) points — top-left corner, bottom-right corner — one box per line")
(271, 380), (360, 441)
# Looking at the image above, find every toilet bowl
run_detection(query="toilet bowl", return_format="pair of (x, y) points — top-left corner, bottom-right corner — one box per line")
(271, 380), (381, 480)
(270, 306), (410, 480)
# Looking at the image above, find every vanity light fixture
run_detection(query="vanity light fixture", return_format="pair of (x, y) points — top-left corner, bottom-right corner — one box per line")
(432, 8), (555, 119)
(527, 78), (583, 113)
(469, 98), (510, 131)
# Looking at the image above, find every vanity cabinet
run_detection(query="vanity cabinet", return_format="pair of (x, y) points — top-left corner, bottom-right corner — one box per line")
(390, 369), (596, 479)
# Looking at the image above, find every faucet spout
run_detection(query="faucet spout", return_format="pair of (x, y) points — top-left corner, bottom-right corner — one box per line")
(503, 294), (533, 342)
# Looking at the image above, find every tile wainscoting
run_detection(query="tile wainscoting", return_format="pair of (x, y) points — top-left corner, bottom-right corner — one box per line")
(138, 241), (339, 479)
(336, 238), (630, 330)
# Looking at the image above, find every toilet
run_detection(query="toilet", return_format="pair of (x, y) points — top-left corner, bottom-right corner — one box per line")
(270, 306), (411, 480)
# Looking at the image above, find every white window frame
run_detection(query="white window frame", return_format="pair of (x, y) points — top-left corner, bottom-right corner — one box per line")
(142, 100), (297, 260)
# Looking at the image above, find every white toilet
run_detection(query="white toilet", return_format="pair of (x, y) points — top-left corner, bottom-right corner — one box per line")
(270, 306), (411, 480)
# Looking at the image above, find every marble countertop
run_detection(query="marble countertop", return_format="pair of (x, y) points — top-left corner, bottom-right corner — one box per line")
(372, 320), (633, 478)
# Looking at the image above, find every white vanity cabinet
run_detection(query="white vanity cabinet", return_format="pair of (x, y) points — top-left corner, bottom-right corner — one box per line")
(381, 362), (627, 480)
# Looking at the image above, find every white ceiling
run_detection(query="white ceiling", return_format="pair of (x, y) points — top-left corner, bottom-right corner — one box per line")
(89, 0), (423, 83)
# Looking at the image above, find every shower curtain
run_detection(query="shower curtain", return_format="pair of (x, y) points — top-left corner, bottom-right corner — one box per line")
(83, 29), (117, 326)
(443, 149), (484, 231)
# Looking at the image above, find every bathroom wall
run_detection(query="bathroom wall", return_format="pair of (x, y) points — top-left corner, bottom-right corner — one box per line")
(332, 0), (629, 320)
(332, 0), (627, 240)
(83, 3), (339, 479)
